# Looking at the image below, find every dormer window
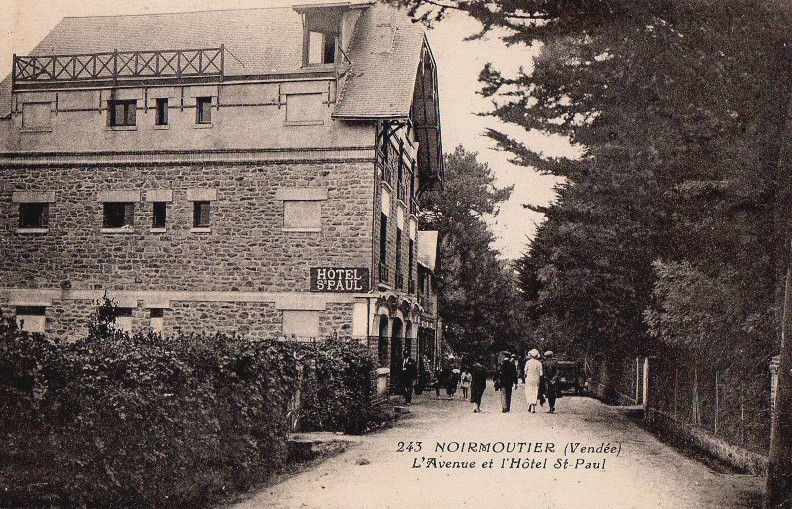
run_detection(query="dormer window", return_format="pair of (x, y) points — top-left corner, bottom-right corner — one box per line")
(302, 9), (343, 65)
(308, 30), (337, 64)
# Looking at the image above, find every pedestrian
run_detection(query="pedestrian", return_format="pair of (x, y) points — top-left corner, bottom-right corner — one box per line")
(542, 350), (559, 413)
(446, 368), (460, 399)
(434, 366), (444, 400)
(470, 362), (487, 413)
(497, 352), (519, 412)
(460, 369), (472, 400)
(402, 354), (418, 405)
(537, 352), (546, 408)
(512, 354), (521, 385)
(524, 349), (543, 413)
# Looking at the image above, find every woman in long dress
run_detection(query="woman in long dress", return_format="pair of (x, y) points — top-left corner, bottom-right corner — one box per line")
(524, 349), (543, 413)
(470, 362), (487, 413)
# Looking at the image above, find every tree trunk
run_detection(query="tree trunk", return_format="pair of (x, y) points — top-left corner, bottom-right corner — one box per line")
(766, 241), (792, 508)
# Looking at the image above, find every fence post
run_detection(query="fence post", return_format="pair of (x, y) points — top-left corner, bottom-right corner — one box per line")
(643, 357), (650, 408)
(693, 368), (700, 425)
(715, 371), (720, 436)
(635, 357), (641, 403)
(740, 389), (745, 446)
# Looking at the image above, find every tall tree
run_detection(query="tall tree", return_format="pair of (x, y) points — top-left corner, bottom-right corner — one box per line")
(397, 0), (792, 504)
(419, 146), (521, 360)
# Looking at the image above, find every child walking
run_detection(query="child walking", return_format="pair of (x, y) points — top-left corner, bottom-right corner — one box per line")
(460, 370), (472, 400)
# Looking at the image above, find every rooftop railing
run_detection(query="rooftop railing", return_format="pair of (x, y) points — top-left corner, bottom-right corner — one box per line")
(12, 46), (224, 89)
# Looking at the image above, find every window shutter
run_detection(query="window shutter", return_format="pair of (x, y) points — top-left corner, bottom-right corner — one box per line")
(124, 203), (135, 226)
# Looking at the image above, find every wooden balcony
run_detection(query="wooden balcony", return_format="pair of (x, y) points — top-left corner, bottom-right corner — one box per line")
(12, 46), (225, 90)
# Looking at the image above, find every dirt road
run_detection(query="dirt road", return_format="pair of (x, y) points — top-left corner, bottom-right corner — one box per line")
(229, 382), (764, 509)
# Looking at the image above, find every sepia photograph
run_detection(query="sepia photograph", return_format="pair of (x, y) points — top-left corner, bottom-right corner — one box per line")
(1, 0), (791, 507)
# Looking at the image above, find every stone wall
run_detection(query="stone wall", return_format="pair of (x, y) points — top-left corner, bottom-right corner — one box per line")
(0, 296), (358, 340)
(0, 158), (375, 293)
(320, 302), (355, 339)
(166, 300), (280, 337)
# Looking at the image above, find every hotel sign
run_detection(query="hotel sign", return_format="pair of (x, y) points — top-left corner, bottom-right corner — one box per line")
(310, 267), (370, 292)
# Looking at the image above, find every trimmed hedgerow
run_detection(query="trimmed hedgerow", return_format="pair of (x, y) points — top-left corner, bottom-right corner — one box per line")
(0, 316), (298, 509)
(0, 299), (389, 508)
(294, 339), (381, 435)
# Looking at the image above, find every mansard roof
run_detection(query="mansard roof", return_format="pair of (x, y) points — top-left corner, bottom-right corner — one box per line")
(19, 7), (307, 77)
(331, 4), (427, 119)
(1, 2), (429, 121)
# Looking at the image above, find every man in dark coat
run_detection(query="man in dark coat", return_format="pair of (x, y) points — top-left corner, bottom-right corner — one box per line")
(497, 352), (519, 412)
(470, 362), (487, 412)
(542, 351), (559, 413)
(403, 354), (418, 404)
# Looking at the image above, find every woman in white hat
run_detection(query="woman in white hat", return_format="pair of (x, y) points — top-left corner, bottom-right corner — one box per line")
(524, 349), (543, 413)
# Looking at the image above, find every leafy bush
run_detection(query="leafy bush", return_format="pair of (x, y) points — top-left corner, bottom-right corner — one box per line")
(0, 315), (297, 508)
(294, 339), (380, 435)
(0, 298), (387, 507)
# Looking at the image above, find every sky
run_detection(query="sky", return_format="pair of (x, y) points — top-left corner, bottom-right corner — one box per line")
(0, 0), (573, 259)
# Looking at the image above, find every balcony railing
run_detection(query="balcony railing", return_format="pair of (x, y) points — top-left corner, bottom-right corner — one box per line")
(12, 46), (225, 89)
(379, 262), (389, 283)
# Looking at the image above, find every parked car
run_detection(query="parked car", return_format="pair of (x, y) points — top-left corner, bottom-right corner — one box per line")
(556, 360), (586, 394)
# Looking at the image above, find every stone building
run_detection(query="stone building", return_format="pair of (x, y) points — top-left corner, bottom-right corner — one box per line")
(0, 1), (443, 383)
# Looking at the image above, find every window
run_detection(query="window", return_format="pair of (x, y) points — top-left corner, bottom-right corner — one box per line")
(155, 98), (168, 126)
(410, 162), (417, 199)
(379, 213), (388, 282)
(395, 228), (403, 289)
(193, 201), (211, 228)
(151, 202), (167, 229)
(103, 202), (134, 228)
(308, 31), (337, 64)
(282, 310), (320, 339)
(18, 203), (49, 229)
(149, 308), (164, 334)
(15, 306), (46, 333)
(408, 239), (415, 293)
(107, 100), (137, 127)
(196, 97), (212, 124)
(283, 201), (321, 231)
(114, 307), (133, 333)
(303, 10), (341, 65)
(397, 150), (405, 201)
(22, 102), (52, 131)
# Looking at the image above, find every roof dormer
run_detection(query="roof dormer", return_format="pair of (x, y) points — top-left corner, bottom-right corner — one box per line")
(293, 2), (370, 67)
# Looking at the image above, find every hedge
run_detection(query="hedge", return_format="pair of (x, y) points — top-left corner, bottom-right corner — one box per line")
(0, 317), (298, 509)
(294, 339), (380, 435)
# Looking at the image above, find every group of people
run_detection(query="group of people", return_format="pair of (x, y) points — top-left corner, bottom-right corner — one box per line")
(400, 349), (560, 414)
(507, 349), (559, 414)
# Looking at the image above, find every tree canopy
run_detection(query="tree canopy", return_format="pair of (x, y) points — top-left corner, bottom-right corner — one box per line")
(419, 146), (524, 360)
